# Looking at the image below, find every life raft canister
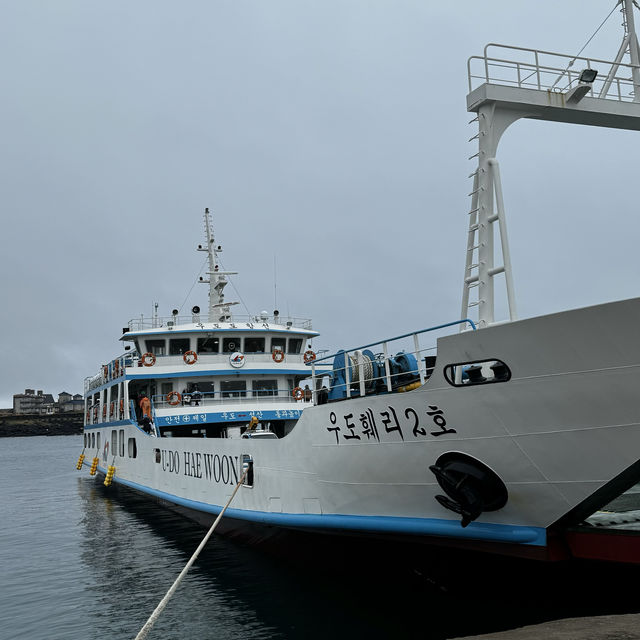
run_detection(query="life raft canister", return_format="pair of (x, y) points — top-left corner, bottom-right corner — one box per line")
(183, 350), (198, 365)
(303, 350), (316, 364)
(272, 349), (285, 363)
(167, 391), (182, 406)
(141, 352), (156, 367)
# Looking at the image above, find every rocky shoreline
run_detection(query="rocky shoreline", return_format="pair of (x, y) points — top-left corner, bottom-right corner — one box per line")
(0, 412), (84, 437)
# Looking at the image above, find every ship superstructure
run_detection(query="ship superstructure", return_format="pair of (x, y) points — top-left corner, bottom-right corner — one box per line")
(84, 208), (324, 441)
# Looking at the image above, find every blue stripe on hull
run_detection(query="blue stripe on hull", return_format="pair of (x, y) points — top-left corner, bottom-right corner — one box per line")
(102, 471), (547, 547)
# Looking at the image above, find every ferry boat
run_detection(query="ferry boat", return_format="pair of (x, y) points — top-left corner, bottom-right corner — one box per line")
(81, 1), (640, 564)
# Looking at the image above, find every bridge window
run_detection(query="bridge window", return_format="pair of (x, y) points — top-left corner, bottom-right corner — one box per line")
(169, 338), (190, 355)
(197, 336), (219, 353)
(222, 337), (241, 353)
(145, 339), (166, 356)
(271, 337), (286, 352)
(244, 337), (265, 353)
(288, 338), (302, 354)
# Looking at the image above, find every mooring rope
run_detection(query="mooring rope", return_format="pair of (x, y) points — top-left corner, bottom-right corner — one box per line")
(133, 468), (248, 640)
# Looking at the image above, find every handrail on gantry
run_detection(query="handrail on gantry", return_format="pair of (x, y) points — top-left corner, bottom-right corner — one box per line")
(467, 42), (640, 100)
(308, 318), (477, 366)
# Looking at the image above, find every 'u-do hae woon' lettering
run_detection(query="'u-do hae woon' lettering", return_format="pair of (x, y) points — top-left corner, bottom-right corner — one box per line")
(161, 449), (240, 485)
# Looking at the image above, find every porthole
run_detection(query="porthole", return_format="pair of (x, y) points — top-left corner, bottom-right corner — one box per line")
(444, 359), (511, 387)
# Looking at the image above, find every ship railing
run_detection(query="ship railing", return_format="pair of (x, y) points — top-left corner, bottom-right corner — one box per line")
(126, 314), (313, 332)
(468, 43), (640, 102)
(85, 352), (135, 392)
(130, 351), (332, 368)
(308, 319), (476, 401)
(84, 373), (103, 394)
(152, 389), (311, 410)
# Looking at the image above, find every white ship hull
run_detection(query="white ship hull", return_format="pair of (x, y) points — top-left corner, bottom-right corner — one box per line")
(83, 297), (640, 559)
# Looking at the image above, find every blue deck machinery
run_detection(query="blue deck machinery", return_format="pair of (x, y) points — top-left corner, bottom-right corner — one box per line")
(326, 349), (420, 401)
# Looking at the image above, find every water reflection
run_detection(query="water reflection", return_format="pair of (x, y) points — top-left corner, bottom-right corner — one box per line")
(77, 478), (283, 638)
(76, 474), (640, 639)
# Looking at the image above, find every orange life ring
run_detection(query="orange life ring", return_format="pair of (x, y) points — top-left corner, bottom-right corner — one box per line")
(272, 349), (285, 363)
(183, 350), (198, 365)
(303, 350), (316, 363)
(167, 391), (182, 406)
(141, 352), (156, 367)
(292, 386), (304, 401)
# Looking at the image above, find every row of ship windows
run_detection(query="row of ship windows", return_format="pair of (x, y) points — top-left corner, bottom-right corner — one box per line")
(84, 430), (138, 458)
(87, 379), (288, 406)
(139, 336), (305, 356)
(157, 379), (281, 398)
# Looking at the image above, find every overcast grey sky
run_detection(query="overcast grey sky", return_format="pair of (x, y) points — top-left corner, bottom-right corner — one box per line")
(1, 1), (638, 408)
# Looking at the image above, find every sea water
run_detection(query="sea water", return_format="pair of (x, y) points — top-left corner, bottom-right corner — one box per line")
(1, 436), (639, 640)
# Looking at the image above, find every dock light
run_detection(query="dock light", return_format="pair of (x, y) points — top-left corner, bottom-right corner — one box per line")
(579, 68), (598, 84)
(565, 68), (598, 104)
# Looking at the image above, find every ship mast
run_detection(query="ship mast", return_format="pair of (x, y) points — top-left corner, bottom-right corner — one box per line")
(197, 208), (238, 322)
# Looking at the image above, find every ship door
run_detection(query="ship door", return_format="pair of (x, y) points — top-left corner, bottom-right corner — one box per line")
(242, 454), (254, 487)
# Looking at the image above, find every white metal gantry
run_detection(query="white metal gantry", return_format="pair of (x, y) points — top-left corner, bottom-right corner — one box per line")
(461, 0), (640, 328)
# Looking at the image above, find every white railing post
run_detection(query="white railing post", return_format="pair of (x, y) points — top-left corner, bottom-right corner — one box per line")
(344, 351), (351, 399)
(358, 354), (366, 398)
(413, 333), (425, 385)
(382, 342), (392, 392)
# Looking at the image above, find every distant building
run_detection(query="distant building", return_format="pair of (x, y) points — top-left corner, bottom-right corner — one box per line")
(59, 392), (84, 413)
(13, 390), (55, 414)
(12, 389), (81, 414)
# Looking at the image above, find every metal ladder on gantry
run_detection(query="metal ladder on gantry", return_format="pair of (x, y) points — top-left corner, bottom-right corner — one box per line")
(461, 0), (640, 329)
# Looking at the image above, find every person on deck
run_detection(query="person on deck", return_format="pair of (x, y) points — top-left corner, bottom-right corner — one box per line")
(139, 393), (152, 421)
